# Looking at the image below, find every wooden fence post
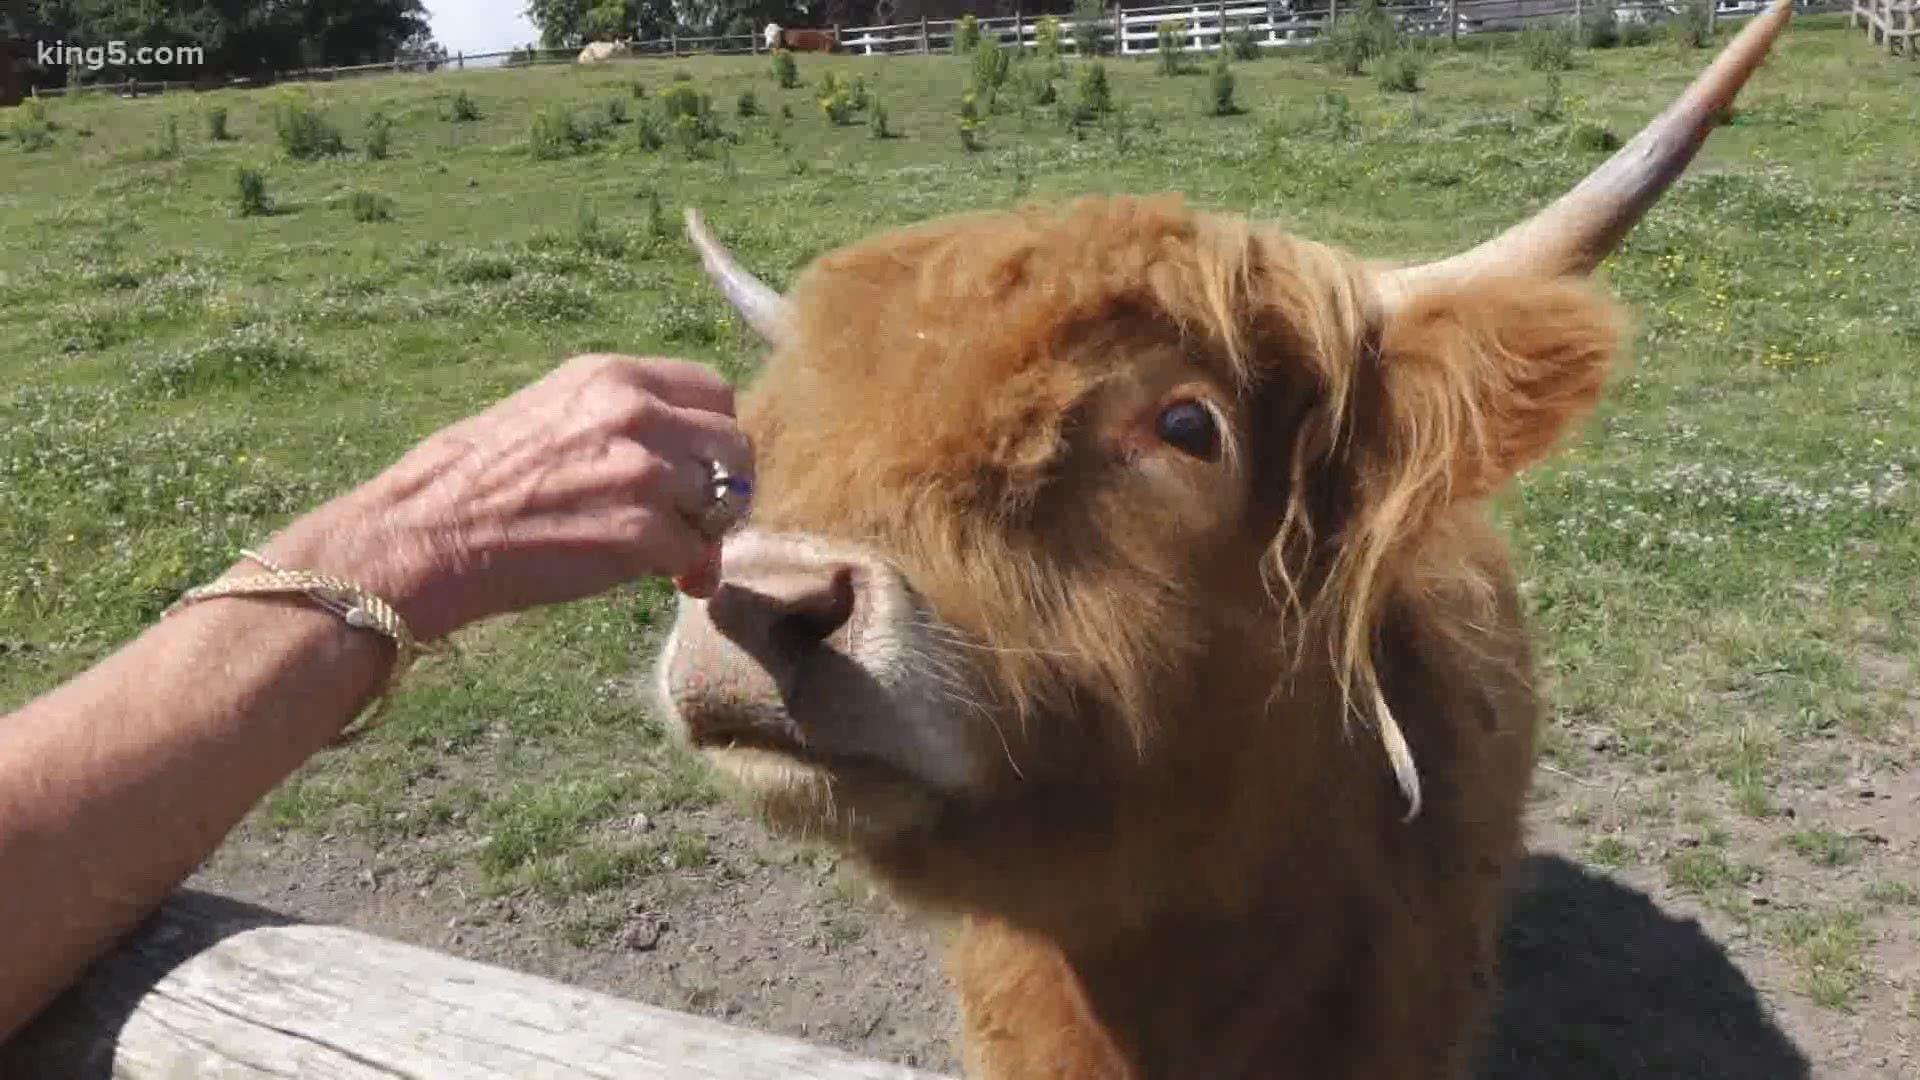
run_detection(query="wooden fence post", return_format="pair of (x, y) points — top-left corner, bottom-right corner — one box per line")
(456, 51), (464, 69)
(1329, 0), (1340, 29)
(1113, 3), (1124, 53)
(1574, 0), (1583, 28)
(1015, 9), (1024, 51)
(920, 15), (931, 52)
(1218, 0), (1228, 52)
(1706, 0), (1717, 36)
(670, 31), (679, 55)
(1267, 0), (1279, 40)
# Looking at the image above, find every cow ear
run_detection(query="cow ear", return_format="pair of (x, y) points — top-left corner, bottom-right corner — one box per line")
(1355, 275), (1627, 521)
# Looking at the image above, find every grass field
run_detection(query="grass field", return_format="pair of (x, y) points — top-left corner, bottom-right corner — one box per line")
(3, 15), (1917, 1073)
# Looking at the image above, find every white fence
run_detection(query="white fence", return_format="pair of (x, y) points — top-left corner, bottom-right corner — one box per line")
(21, 0), (1846, 101)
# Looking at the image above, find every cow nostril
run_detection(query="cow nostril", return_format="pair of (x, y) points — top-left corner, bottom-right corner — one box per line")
(776, 565), (855, 646)
(708, 563), (858, 657)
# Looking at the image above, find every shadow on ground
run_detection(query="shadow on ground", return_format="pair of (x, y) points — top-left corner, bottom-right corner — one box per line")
(2, 856), (1811, 1078)
(1476, 854), (1811, 1080)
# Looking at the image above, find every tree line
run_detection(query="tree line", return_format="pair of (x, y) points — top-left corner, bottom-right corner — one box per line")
(0, 0), (439, 88)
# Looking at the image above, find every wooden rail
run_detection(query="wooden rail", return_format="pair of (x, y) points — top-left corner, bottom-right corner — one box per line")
(0, 890), (951, 1078)
(1851, 0), (1918, 53)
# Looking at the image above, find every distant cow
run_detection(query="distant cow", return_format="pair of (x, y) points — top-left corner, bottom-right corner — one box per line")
(577, 38), (632, 63)
(763, 22), (836, 51)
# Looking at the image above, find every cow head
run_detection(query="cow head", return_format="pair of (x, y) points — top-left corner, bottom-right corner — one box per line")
(657, 2), (1790, 926)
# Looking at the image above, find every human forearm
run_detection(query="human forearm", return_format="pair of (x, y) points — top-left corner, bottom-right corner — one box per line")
(0, 544), (393, 1039)
(0, 354), (750, 1040)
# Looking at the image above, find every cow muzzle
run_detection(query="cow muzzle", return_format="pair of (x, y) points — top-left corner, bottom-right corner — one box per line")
(656, 529), (993, 804)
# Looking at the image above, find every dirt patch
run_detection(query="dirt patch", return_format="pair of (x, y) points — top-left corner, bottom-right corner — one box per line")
(189, 808), (964, 1074)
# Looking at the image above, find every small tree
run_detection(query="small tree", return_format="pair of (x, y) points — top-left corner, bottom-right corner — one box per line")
(1156, 19), (1188, 76)
(235, 167), (270, 217)
(365, 110), (393, 159)
(1035, 15), (1062, 59)
(1072, 0), (1109, 56)
(955, 14), (981, 53)
(205, 106), (232, 141)
(772, 50), (799, 88)
(1207, 57), (1238, 115)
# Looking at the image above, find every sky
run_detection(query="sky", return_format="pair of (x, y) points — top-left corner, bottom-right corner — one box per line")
(427, 0), (539, 57)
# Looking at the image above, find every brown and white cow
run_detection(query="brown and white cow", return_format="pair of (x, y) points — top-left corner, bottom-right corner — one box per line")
(659, 3), (1793, 1076)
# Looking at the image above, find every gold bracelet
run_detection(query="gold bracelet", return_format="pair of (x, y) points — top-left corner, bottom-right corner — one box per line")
(166, 548), (424, 743)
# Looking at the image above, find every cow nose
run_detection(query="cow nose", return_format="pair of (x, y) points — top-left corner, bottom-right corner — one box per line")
(707, 561), (858, 661)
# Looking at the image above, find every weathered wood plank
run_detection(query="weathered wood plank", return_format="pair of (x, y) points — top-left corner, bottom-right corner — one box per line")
(2, 891), (951, 1079)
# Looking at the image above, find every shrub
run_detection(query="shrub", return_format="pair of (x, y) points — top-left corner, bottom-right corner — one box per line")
(958, 91), (985, 151)
(155, 116), (181, 159)
(1579, 0), (1620, 48)
(1528, 70), (1566, 122)
(737, 89), (760, 117)
(1620, 18), (1653, 46)
(955, 13), (981, 53)
(365, 110), (393, 160)
(1072, 0), (1110, 56)
(235, 167), (270, 216)
(1376, 49), (1422, 92)
(1323, 0), (1399, 75)
(273, 98), (345, 159)
(772, 50), (799, 88)
(449, 89), (482, 121)
(1036, 15), (1062, 59)
(532, 107), (589, 158)
(1074, 60), (1114, 120)
(1227, 17), (1262, 60)
(349, 191), (393, 222)
(604, 96), (629, 125)
(205, 106), (231, 141)
(633, 110), (667, 150)
(1569, 120), (1622, 151)
(817, 72), (858, 125)
(629, 78), (647, 99)
(1673, 0), (1713, 47)
(660, 84), (708, 121)
(1207, 58), (1238, 115)
(673, 70), (692, 82)
(1315, 88), (1356, 138)
(869, 99), (892, 138)
(1521, 25), (1575, 70)
(1157, 19), (1188, 76)
(1022, 70), (1059, 105)
(7, 102), (53, 151)
(644, 188), (669, 238)
(973, 34), (1012, 94)
(573, 203), (626, 257)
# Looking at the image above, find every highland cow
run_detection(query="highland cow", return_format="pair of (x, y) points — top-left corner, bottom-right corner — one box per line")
(658, 4), (1794, 1075)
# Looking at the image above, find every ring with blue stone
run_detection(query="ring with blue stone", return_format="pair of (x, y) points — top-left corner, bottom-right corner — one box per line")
(697, 460), (753, 538)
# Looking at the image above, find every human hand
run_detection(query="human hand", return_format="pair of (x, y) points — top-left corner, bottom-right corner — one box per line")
(258, 354), (751, 642)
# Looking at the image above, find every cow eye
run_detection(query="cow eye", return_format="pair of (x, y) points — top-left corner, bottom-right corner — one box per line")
(1154, 400), (1220, 462)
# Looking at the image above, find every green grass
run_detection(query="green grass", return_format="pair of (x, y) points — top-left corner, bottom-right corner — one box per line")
(1766, 908), (1872, 1009)
(1, 18), (1915, 912)
(1786, 827), (1865, 868)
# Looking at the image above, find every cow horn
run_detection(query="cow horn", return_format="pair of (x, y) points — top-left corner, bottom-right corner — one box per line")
(1384, 0), (1793, 300)
(685, 208), (792, 344)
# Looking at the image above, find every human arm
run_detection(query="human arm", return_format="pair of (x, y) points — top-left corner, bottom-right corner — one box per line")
(0, 354), (750, 1041)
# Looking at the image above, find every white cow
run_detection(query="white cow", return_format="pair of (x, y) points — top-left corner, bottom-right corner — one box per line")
(764, 22), (784, 50)
(577, 38), (632, 63)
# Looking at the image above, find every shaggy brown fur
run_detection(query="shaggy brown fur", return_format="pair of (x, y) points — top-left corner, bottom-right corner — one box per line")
(697, 193), (1625, 1077)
